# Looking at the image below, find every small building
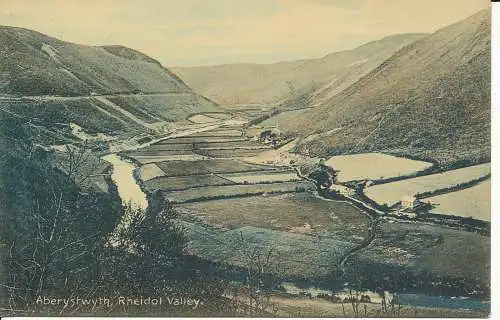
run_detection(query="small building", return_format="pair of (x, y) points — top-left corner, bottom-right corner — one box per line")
(401, 195), (419, 210)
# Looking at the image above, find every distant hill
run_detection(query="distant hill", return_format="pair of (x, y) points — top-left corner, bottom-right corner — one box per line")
(171, 34), (426, 108)
(285, 9), (490, 167)
(0, 26), (224, 138)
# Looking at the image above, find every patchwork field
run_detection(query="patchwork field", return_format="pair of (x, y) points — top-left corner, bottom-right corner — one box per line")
(221, 170), (300, 184)
(179, 192), (370, 241)
(155, 159), (282, 176)
(165, 181), (313, 203)
(427, 179), (490, 221)
(144, 174), (234, 191)
(364, 163), (491, 206)
(325, 153), (433, 182)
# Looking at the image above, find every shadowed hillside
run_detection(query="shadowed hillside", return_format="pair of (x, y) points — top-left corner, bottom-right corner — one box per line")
(285, 9), (490, 167)
(172, 34), (426, 107)
(0, 26), (224, 137)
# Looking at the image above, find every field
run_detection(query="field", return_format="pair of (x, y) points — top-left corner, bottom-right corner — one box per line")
(364, 163), (491, 206)
(136, 163), (166, 181)
(325, 153), (433, 182)
(427, 179), (490, 221)
(187, 114), (219, 123)
(144, 174), (234, 191)
(165, 181), (313, 203)
(181, 222), (356, 279)
(220, 171), (300, 184)
(132, 154), (207, 164)
(139, 143), (195, 151)
(190, 129), (243, 137)
(155, 159), (282, 176)
(156, 136), (247, 144)
(179, 192), (370, 240)
(348, 219), (490, 298)
(196, 148), (265, 158)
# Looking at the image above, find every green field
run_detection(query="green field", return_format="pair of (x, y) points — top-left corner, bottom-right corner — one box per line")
(155, 159), (282, 176)
(165, 181), (313, 203)
(144, 174), (234, 191)
(180, 192), (370, 241)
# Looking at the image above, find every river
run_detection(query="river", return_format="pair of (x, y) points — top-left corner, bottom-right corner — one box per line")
(102, 153), (148, 209)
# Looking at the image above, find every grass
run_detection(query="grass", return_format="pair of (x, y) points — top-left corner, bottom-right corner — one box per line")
(144, 174), (235, 191)
(106, 94), (223, 122)
(325, 152), (433, 182)
(156, 137), (247, 144)
(220, 171), (300, 184)
(181, 222), (356, 279)
(190, 129), (243, 137)
(155, 159), (281, 176)
(348, 219), (490, 299)
(364, 163), (491, 206)
(196, 148), (265, 158)
(131, 154), (207, 164)
(427, 179), (490, 221)
(179, 192), (370, 241)
(165, 181), (314, 203)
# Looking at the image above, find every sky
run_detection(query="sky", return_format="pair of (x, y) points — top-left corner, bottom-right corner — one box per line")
(0, 0), (490, 66)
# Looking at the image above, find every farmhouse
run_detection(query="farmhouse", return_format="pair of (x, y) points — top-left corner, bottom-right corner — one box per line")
(401, 195), (419, 210)
(330, 184), (355, 196)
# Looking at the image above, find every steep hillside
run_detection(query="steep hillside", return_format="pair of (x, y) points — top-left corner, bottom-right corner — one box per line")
(171, 34), (426, 107)
(0, 26), (224, 137)
(286, 9), (490, 167)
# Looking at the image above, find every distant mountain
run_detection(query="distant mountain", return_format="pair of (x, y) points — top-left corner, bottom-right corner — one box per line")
(0, 26), (223, 138)
(285, 9), (490, 167)
(171, 34), (426, 108)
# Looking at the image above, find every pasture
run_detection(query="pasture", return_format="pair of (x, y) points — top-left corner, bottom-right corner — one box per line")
(221, 170), (300, 184)
(165, 181), (313, 203)
(427, 179), (490, 221)
(325, 153), (433, 182)
(364, 163), (491, 206)
(181, 222), (355, 279)
(179, 192), (370, 241)
(144, 174), (234, 191)
(155, 159), (281, 176)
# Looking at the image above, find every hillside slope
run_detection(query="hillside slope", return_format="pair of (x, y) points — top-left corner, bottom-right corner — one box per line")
(286, 9), (490, 167)
(171, 34), (426, 107)
(0, 26), (224, 137)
